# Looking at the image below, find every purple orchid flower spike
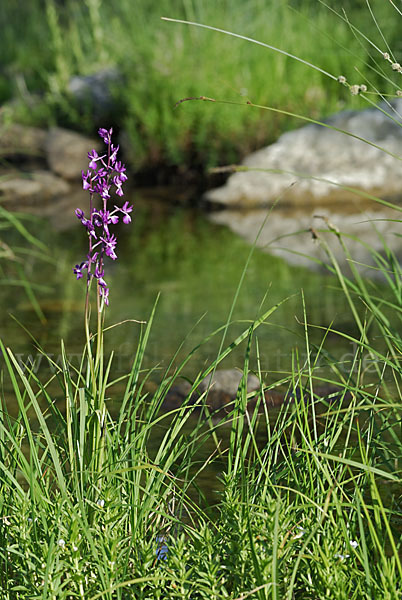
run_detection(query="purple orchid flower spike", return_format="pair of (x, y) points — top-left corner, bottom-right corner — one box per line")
(73, 127), (130, 306)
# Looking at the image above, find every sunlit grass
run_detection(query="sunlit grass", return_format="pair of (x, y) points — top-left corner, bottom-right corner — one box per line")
(0, 216), (401, 598)
(0, 275), (401, 597)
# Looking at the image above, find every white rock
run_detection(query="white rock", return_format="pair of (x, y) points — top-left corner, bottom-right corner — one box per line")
(205, 100), (402, 207)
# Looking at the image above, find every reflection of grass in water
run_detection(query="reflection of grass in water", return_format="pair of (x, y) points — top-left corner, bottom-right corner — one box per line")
(0, 207), (53, 323)
(0, 197), (386, 382)
(112, 199), (356, 378)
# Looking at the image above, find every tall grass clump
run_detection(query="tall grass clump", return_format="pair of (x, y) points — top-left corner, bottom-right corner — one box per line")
(0, 2), (401, 600)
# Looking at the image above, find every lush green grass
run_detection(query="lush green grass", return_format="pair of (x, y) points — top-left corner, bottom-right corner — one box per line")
(0, 2), (401, 598)
(1, 210), (401, 598)
(0, 237), (401, 597)
(1, 0), (400, 169)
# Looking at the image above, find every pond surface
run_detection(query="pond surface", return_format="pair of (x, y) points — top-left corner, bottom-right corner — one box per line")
(210, 202), (402, 273)
(0, 189), (358, 389)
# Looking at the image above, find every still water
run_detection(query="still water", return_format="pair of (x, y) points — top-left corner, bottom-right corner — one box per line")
(0, 190), (357, 388)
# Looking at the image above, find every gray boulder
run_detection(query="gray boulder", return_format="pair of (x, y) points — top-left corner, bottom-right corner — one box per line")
(45, 127), (101, 181)
(0, 123), (47, 157)
(0, 123), (101, 185)
(205, 100), (402, 207)
(68, 68), (121, 117)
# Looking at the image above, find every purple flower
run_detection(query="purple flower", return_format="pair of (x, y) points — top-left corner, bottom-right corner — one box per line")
(103, 210), (118, 225)
(114, 161), (127, 179)
(80, 218), (97, 239)
(98, 230), (117, 260)
(88, 149), (100, 170)
(94, 209), (119, 226)
(117, 201), (133, 224)
(110, 144), (119, 165)
(74, 127), (131, 306)
(82, 170), (93, 191)
(101, 233), (118, 260)
(94, 180), (111, 200)
(73, 262), (88, 280)
(100, 285), (109, 306)
(94, 265), (107, 288)
(95, 167), (108, 179)
(113, 175), (124, 197)
(93, 213), (103, 227)
(98, 127), (112, 144)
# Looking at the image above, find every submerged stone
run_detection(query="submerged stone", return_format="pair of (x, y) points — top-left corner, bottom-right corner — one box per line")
(0, 171), (69, 206)
(166, 368), (260, 411)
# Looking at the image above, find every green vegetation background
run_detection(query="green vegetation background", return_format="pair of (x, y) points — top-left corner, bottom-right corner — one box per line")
(1, 0), (399, 171)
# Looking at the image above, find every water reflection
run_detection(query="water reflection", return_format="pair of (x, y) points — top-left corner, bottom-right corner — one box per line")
(209, 203), (402, 275)
(0, 191), (359, 389)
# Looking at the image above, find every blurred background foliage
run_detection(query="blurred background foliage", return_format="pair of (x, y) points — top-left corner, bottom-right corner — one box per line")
(1, 0), (400, 172)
